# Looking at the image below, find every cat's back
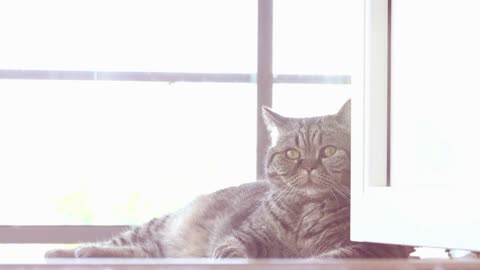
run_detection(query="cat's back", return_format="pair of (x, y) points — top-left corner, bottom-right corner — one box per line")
(161, 181), (271, 257)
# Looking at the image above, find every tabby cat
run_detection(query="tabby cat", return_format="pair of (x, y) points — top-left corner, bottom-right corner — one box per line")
(45, 100), (413, 259)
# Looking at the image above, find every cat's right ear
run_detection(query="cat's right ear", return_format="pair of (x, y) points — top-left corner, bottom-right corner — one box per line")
(262, 106), (289, 132)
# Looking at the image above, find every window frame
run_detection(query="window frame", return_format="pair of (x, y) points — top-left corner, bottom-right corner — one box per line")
(0, 0), (351, 244)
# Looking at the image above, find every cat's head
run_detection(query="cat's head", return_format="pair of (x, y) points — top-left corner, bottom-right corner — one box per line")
(263, 100), (351, 199)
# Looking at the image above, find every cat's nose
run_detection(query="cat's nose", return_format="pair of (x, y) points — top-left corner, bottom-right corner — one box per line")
(300, 159), (318, 173)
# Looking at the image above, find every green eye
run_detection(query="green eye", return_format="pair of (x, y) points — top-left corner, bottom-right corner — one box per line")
(321, 146), (337, 158)
(285, 149), (300, 160)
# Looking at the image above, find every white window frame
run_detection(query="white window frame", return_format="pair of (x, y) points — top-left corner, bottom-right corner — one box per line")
(351, 0), (480, 251)
(0, 0), (352, 244)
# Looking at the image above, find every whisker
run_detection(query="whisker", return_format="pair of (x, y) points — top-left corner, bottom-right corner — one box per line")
(318, 172), (351, 200)
(329, 190), (340, 209)
(267, 180), (302, 214)
(267, 184), (293, 213)
(324, 180), (350, 200)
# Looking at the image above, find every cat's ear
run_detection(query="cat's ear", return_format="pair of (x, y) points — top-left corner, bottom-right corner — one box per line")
(262, 106), (289, 132)
(336, 99), (351, 125)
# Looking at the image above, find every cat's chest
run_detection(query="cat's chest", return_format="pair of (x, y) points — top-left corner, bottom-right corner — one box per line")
(296, 200), (344, 229)
(270, 199), (350, 245)
(298, 201), (348, 226)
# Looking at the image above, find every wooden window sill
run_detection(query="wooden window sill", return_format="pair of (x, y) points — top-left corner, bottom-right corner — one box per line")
(1, 258), (480, 270)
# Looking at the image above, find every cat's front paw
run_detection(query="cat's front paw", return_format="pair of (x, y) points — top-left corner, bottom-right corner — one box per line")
(75, 246), (117, 258)
(44, 246), (110, 258)
(212, 244), (248, 258)
(74, 245), (148, 258)
(212, 236), (250, 258)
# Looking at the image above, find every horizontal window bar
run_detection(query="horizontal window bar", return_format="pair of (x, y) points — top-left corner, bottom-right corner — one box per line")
(0, 226), (129, 243)
(274, 74), (350, 84)
(0, 70), (350, 84)
(0, 70), (255, 83)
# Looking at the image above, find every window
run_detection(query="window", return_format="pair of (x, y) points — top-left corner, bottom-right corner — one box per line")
(0, 0), (358, 255)
(352, 0), (480, 251)
(272, 0), (360, 117)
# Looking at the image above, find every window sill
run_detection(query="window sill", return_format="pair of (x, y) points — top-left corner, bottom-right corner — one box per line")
(0, 258), (480, 270)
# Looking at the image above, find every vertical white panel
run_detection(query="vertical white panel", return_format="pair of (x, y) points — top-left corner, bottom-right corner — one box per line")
(352, 0), (480, 251)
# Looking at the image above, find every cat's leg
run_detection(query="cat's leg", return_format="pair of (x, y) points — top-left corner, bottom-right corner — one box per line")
(45, 244), (152, 258)
(46, 243), (157, 258)
(315, 243), (414, 259)
(74, 245), (150, 258)
(211, 236), (248, 258)
(45, 217), (169, 258)
(212, 230), (283, 259)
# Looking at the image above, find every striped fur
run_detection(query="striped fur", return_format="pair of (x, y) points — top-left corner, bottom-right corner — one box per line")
(45, 100), (413, 259)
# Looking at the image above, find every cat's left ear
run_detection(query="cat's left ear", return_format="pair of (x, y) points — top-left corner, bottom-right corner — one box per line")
(336, 99), (351, 125)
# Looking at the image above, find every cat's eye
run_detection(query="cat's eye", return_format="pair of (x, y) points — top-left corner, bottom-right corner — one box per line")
(285, 149), (301, 160)
(321, 146), (337, 158)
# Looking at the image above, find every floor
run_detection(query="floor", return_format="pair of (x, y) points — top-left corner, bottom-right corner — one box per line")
(1, 258), (480, 270)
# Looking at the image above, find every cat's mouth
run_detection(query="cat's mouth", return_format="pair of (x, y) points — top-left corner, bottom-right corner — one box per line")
(301, 171), (322, 185)
(303, 179), (319, 190)
(292, 174), (336, 190)
(305, 175), (316, 185)
(290, 174), (322, 189)
(280, 175), (350, 199)
(281, 171), (344, 193)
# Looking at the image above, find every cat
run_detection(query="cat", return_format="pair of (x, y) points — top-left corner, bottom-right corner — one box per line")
(45, 100), (413, 259)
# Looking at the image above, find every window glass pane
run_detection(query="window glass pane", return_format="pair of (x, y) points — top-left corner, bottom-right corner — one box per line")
(0, 81), (256, 225)
(390, 0), (480, 187)
(272, 84), (351, 117)
(273, 0), (363, 75)
(0, 0), (256, 73)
